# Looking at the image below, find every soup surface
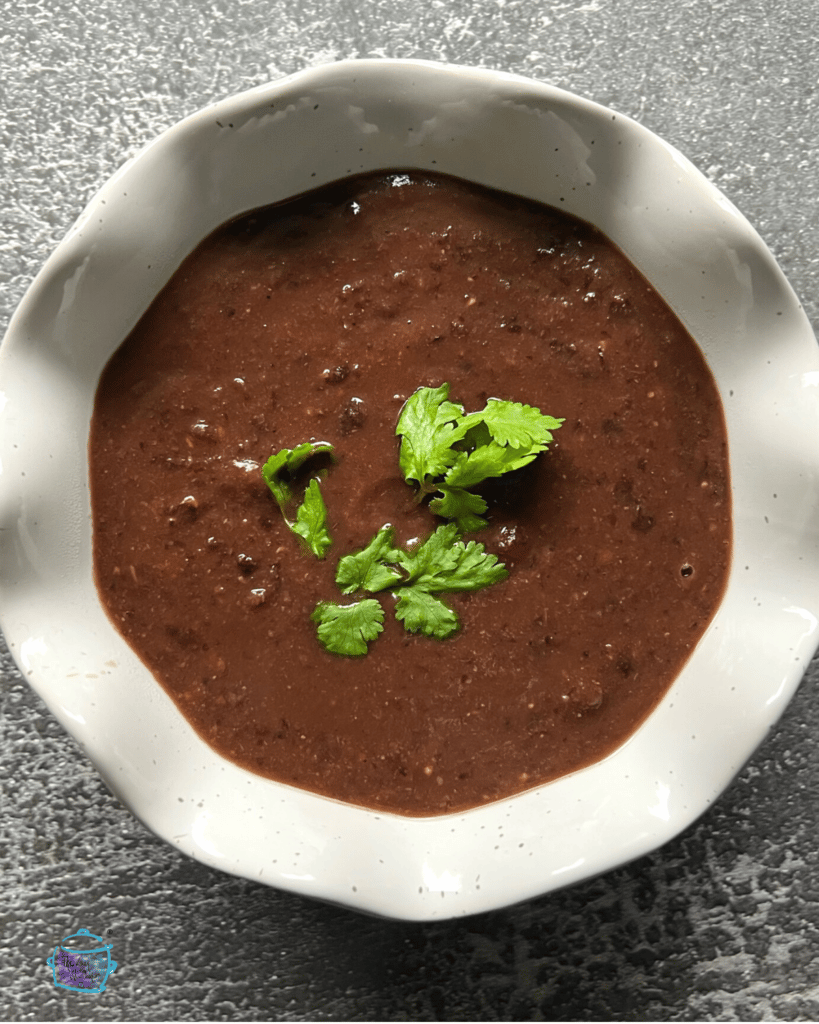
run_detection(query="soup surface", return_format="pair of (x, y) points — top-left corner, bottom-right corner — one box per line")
(90, 173), (731, 815)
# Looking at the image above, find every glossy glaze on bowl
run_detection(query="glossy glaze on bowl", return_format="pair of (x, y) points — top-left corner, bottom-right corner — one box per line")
(1, 60), (818, 920)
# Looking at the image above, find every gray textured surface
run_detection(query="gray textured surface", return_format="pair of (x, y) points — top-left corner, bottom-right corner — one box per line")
(2, 0), (819, 1020)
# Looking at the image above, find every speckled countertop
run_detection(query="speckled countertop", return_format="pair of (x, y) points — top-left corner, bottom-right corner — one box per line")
(2, 1), (819, 1020)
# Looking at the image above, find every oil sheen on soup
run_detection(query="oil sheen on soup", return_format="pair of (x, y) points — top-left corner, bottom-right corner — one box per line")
(89, 172), (731, 815)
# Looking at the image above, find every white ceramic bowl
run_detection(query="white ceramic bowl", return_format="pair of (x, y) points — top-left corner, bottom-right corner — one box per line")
(2, 60), (818, 920)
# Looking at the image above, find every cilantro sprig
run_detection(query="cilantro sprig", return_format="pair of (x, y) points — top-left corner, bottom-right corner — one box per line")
(313, 523), (508, 655)
(261, 442), (334, 558)
(396, 384), (563, 532)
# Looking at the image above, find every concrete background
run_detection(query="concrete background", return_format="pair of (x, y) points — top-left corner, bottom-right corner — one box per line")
(2, 0), (818, 1019)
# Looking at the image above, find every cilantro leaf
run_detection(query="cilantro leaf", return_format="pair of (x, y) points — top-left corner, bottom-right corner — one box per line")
(262, 441), (335, 557)
(443, 441), (541, 490)
(395, 523), (462, 585)
(292, 478), (332, 558)
(335, 525), (403, 594)
(396, 383), (469, 487)
(311, 599), (385, 656)
(437, 538), (508, 592)
(460, 399), (563, 449)
(394, 589), (460, 639)
(428, 486), (488, 533)
(261, 448), (294, 512)
(262, 441), (334, 518)
(397, 524), (508, 593)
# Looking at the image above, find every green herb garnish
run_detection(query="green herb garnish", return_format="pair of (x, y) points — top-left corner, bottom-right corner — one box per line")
(313, 523), (508, 655)
(396, 384), (563, 531)
(335, 524), (404, 595)
(261, 441), (334, 558)
(394, 522), (507, 593)
(311, 598), (385, 657)
(263, 384), (561, 656)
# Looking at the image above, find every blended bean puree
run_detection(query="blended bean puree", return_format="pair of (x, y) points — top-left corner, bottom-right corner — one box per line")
(90, 173), (731, 815)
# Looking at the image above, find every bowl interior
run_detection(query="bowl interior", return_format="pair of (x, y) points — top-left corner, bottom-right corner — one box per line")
(1, 60), (818, 920)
